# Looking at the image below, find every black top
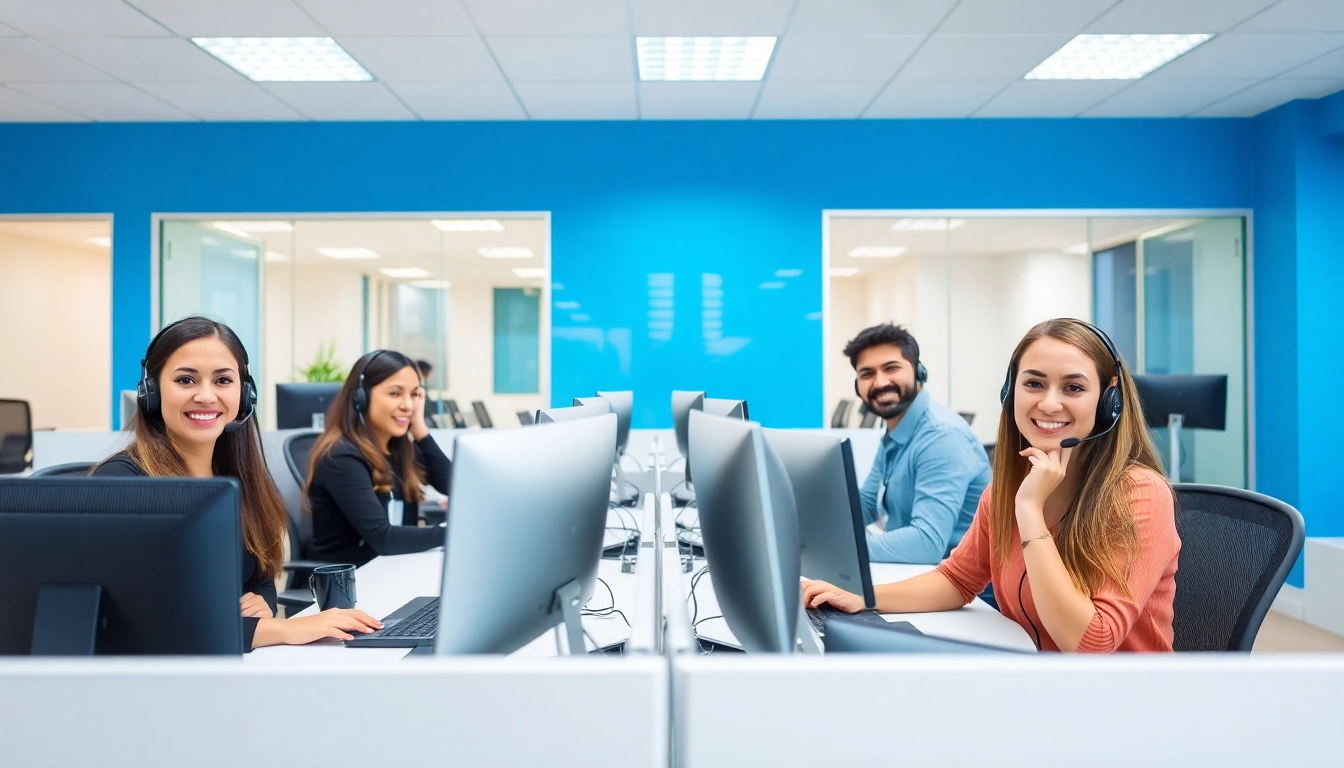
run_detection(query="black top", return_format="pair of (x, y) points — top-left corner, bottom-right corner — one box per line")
(308, 436), (449, 567)
(91, 452), (276, 652)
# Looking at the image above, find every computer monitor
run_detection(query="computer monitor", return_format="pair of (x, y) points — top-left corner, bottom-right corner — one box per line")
(688, 410), (800, 653)
(594, 390), (633, 457)
(540, 401), (611, 423)
(434, 414), (617, 655)
(276, 382), (341, 430)
(1132, 374), (1228, 430)
(703, 398), (749, 420)
(822, 619), (1024, 654)
(119, 390), (137, 430)
(0, 477), (244, 656)
(763, 430), (876, 609)
(672, 390), (704, 482)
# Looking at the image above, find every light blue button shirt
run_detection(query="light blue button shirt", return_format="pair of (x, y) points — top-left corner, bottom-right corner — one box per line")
(859, 388), (991, 564)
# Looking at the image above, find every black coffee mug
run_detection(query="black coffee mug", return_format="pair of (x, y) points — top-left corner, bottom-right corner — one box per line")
(309, 564), (357, 610)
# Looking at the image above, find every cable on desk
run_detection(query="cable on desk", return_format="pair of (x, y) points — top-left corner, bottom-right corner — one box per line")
(693, 614), (722, 628)
(687, 566), (710, 625)
(581, 576), (630, 628)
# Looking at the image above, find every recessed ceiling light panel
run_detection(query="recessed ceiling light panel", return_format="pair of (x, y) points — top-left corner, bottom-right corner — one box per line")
(890, 218), (965, 231)
(432, 219), (504, 232)
(1026, 34), (1213, 80)
(829, 267), (860, 277)
(380, 267), (432, 278)
(637, 36), (777, 81)
(209, 221), (293, 236)
(86, 237), (111, 247)
(478, 247), (534, 259)
(192, 37), (373, 82)
(512, 268), (546, 278)
(848, 246), (908, 258)
(317, 247), (379, 260)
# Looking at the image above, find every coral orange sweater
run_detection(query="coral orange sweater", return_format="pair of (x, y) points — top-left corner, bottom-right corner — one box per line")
(936, 467), (1180, 652)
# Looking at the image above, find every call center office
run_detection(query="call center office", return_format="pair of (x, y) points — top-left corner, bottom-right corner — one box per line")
(2, 0), (1344, 765)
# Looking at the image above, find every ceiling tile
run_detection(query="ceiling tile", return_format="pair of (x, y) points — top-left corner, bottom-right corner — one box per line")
(44, 38), (244, 82)
(0, 39), (113, 82)
(631, 0), (794, 36)
(462, 0), (628, 36)
(1086, 0), (1275, 34)
(974, 79), (1131, 117)
(1237, 0), (1344, 32)
(1282, 47), (1344, 78)
(337, 37), (502, 82)
(1194, 77), (1344, 116)
(385, 81), (526, 119)
(1152, 33), (1344, 79)
(863, 79), (1004, 116)
(637, 81), (760, 119)
(263, 82), (418, 119)
(488, 36), (633, 81)
(767, 36), (922, 81)
(898, 34), (1071, 80)
(296, 0), (476, 36)
(125, 0), (326, 37)
(513, 81), (636, 119)
(0, 85), (87, 120)
(7, 82), (195, 120)
(0, 22), (24, 36)
(135, 81), (307, 119)
(1084, 78), (1262, 116)
(0, 0), (171, 37)
(788, 0), (958, 36)
(752, 80), (884, 118)
(939, 0), (1114, 35)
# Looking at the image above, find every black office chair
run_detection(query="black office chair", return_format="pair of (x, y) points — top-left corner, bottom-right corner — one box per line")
(830, 399), (853, 428)
(858, 402), (879, 429)
(517, 410), (535, 425)
(982, 443), (996, 465)
(957, 411), (975, 425)
(443, 399), (468, 429)
(1170, 484), (1305, 652)
(0, 399), (33, 475)
(30, 462), (95, 477)
(472, 401), (493, 429)
(277, 431), (329, 613)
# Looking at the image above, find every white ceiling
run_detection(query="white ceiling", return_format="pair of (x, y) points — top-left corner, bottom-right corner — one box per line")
(0, 0), (1340, 121)
(0, 218), (111, 250)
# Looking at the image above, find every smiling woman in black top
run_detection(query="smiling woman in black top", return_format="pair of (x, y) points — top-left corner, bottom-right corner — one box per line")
(93, 316), (382, 650)
(305, 349), (450, 567)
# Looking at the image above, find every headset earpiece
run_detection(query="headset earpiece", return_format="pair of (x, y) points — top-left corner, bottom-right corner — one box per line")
(353, 350), (388, 414)
(137, 357), (160, 416)
(916, 362), (928, 386)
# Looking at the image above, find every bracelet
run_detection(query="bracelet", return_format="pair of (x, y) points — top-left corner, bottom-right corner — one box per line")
(1021, 532), (1052, 550)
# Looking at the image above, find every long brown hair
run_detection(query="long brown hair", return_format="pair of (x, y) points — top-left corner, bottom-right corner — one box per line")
(303, 350), (427, 508)
(991, 318), (1168, 598)
(105, 316), (288, 580)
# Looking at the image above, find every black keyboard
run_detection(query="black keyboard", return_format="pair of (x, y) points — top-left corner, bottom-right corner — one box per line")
(379, 598), (439, 639)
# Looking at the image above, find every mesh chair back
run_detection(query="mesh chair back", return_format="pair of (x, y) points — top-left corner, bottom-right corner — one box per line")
(472, 401), (493, 429)
(0, 399), (33, 474)
(1171, 484), (1305, 651)
(30, 462), (96, 477)
(516, 410), (535, 425)
(282, 432), (320, 560)
(830, 400), (853, 428)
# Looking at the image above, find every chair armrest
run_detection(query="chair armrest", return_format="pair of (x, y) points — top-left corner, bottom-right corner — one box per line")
(277, 589), (315, 609)
(282, 559), (330, 572)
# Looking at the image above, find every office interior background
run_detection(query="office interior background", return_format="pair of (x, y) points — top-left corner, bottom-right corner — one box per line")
(1, 0), (1343, 762)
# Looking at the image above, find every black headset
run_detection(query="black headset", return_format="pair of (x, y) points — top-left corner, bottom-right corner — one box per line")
(137, 317), (257, 433)
(854, 360), (929, 399)
(999, 318), (1124, 449)
(351, 350), (389, 414)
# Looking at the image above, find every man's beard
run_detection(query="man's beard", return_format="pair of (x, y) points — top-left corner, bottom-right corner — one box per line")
(866, 383), (913, 420)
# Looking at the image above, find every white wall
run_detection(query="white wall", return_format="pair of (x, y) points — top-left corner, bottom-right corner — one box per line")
(445, 282), (544, 427)
(0, 231), (110, 430)
(826, 276), (867, 425)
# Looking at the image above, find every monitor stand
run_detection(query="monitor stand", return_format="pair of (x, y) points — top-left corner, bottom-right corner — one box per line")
(552, 579), (586, 656)
(31, 584), (102, 656)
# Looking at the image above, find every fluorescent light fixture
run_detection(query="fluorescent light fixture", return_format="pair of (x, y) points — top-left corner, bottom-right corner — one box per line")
(431, 219), (504, 232)
(86, 237), (111, 247)
(512, 268), (546, 278)
(759, 281), (786, 290)
(191, 37), (372, 82)
(317, 247), (379, 260)
(848, 246), (907, 258)
(265, 251), (289, 262)
(775, 269), (802, 278)
(379, 267), (432, 278)
(408, 279), (452, 289)
(1064, 243), (1091, 255)
(478, 247), (534, 259)
(1026, 34), (1213, 80)
(829, 267), (860, 277)
(208, 221), (293, 237)
(890, 218), (964, 231)
(637, 36), (777, 81)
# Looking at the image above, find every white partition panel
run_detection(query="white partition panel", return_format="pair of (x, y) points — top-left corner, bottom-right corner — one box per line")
(0, 657), (667, 768)
(675, 654), (1344, 768)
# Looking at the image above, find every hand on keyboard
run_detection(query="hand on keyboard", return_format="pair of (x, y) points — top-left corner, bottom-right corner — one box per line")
(801, 579), (864, 613)
(284, 609), (384, 644)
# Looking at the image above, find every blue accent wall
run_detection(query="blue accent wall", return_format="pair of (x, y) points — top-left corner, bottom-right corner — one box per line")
(0, 118), (1256, 435)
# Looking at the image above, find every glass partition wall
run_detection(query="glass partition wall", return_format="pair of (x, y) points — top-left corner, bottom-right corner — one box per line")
(826, 214), (1248, 488)
(158, 216), (549, 430)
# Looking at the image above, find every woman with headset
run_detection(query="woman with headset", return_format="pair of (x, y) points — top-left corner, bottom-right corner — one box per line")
(305, 349), (449, 567)
(803, 318), (1181, 652)
(93, 316), (384, 649)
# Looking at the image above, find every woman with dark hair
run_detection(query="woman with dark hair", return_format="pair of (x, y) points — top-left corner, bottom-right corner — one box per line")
(803, 318), (1181, 652)
(94, 316), (383, 649)
(305, 349), (450, 567)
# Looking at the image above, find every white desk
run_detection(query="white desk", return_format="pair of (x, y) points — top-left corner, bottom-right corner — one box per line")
(687, 562), (1035, 653)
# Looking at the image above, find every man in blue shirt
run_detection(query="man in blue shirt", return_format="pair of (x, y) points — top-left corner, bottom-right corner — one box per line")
(845, 324), (990, 564)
